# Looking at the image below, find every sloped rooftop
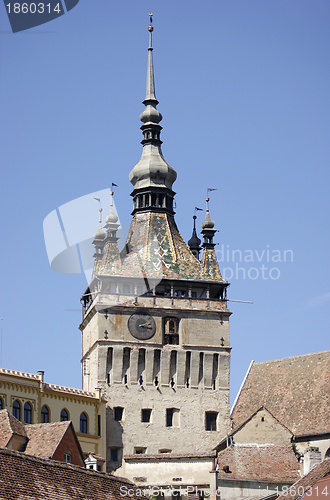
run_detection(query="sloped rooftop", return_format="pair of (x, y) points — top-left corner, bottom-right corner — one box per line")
(217, 444), (300, 483)
(0, 448), (142, 500)
(231, 351), (330, 436)
(277, 458), (330, 500)
(24, 421), (71, 458)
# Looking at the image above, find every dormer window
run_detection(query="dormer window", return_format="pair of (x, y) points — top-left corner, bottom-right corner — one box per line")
(164, 318), (179, 345)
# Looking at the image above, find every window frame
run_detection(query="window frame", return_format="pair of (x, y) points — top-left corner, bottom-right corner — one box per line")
(60, 408), (69, 422)
(205, 411), (218, 431)
(141, 408), (152, 423)
(41, 405), (50, 423)
(114, 406), (124, 421)
(23, 402), (32, 424)
(12, 400), (21, 420)
(80, 412), (88, 434)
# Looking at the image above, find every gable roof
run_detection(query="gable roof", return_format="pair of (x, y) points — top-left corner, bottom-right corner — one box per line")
(214, 407), (293, 451)
(277, 458), (330, 500)
(217, 444), (300, 483)
(0, 410), (26, 447)
(24, 421), (82, 460)
(0, 448), (143, 500)
(231, 351), (330, 436)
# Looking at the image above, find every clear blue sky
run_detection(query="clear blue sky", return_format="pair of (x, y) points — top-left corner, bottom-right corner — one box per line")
(0, 0), (329, 408)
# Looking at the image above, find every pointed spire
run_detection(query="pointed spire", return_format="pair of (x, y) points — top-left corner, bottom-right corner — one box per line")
(93, 208), (106, 240)
(201, 198), (215, 230)
(129, 16), (177, 205)
(105, 191), (119, 226)
(145, 20), (157, 104)
(188, 215), (202, 260)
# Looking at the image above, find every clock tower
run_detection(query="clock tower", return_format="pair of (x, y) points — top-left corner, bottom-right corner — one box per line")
(80, 22), (231, 471)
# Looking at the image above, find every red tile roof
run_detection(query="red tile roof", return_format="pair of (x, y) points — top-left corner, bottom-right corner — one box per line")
(231, 351), (330, 436)
(0, 448), (144, 500)
(217, 445), (300, 483)
(24, 421), (72, 458)
(277, 458), (330, 500)
(0, 410), (26, 447)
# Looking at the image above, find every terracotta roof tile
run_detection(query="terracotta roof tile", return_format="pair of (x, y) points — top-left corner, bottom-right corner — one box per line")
(0, 410), (26, 447)
(231, 351), (330, 436)
(217, 445), (300, 483)
(277, 458), (330, 500)
(0, 448), (144, 500)
(24, 421), (71, 458)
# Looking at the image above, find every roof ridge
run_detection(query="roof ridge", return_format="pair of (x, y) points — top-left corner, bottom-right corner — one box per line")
(253, 350), (330, 365)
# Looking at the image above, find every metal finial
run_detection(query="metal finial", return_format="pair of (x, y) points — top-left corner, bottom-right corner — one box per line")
(148, 12), (153, 25)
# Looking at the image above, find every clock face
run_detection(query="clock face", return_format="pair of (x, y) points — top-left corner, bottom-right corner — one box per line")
(128, 312), (156, 340)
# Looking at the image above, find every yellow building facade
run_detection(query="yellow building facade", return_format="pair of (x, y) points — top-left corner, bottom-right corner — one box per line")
(0, 368), (107, 464)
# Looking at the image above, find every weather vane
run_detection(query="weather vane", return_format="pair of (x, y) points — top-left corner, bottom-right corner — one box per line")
(148, 12), (153, 25)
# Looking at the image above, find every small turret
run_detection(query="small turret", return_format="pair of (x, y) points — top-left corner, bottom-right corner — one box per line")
(188, 215), (202, 260)
(93, 207), (106, 259)
(201, 196), (223, 281)
(104, 191), (119, 241)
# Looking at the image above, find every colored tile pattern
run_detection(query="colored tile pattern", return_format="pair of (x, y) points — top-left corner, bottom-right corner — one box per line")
(96, 211), (226, 283)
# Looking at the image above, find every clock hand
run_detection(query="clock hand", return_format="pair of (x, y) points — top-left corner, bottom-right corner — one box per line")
(139, 322), (152, 329)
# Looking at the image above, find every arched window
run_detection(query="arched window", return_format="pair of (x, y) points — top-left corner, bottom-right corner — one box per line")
(0, 397), (3, 410)
(13, 400), (21, 420)
(60, 409), (69, 422)
(164, 317), (179, 345)
(41, 405), (50, 423)
(325, 447), (330, 458)
(80, 412), (88, 434)
(24, 402), (32, 424)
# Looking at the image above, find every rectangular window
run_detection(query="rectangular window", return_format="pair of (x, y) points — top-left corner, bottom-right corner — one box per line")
(64, 453), (71, 464)
(114, 407), (123, 421)
(205, 412), (218, 431)
(166, 408), (179, 427)
(134, 447), (147, 454)
(98, 415), (101, 436)
(141, 409), (152, 423)
(110, 449), (118, 462)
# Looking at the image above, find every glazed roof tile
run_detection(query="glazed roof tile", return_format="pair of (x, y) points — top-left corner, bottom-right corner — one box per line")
(231, 351), (330, 436)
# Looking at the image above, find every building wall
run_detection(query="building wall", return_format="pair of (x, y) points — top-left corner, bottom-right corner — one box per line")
(118, 457), (214, 488)
(52, 425), (85, 467)
(215, 480), (293, 500)
(81, 292), (231, 468)
(0, 368), (106, 464)
(233, 409), (292, 445)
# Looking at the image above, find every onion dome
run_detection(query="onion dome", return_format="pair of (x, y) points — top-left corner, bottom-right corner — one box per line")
(201, 198), (215, 229)
(94, 208), (106, 240)
(188, 215), (202, 260)
(129, 21), (177, 193)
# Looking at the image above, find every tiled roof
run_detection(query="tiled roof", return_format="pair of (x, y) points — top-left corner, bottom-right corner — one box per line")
(0, 410), (26, 447)
(217, 445), (300, 483)
(277, 458), (330, 500)
(96, 211), (226, 283)
(231, 351), (330, 436)
(24, 421), (71, 458)
(0, 448), (143, 500)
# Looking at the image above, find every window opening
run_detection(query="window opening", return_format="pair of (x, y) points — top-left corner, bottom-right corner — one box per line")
(205, 412), (218, 431)
(24, 402), (32, 424)
(141, 409), (152, 423)
(164, 318), (179, 345)
(60, 409), (69, 422)
(41, 406), (49, 423)
(13, 400), (21, 420)
(114, 407), (123, 421)
(80, 412), (88, 434)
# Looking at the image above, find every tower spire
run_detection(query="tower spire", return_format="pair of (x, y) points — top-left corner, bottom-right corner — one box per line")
(129, 16), (177, 213)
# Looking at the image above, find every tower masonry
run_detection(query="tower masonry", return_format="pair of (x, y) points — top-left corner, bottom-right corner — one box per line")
(80, 22), (232, 472)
